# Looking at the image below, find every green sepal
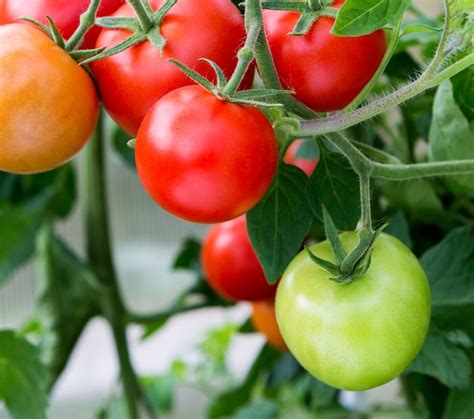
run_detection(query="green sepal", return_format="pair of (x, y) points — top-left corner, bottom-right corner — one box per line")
(168, 59), (216, 91)
(46, 17), (66, 49)
(19, 17), (50, 34)
(306, 247), (340, 276)
(199, 59), (228, 90)
(322, 207), (347, 264)
(95, 16), (140, 31)
(291, 12), (319, 35)
(233, 89), (295, 100)
(69, 47), (106, 61)
(147, 29), (166, 51)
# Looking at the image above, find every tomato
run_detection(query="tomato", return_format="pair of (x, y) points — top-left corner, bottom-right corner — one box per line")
(135, 85), (278, 223)
(0, 0), (124, 49)
(201, 215), (276, 301)
(283, 139), (319, 177)
(263, 0), (386, 112)
(0, 24), (99, 174)
(252, 300), (287, 352)
(92, 0), (253, 136)
(276, 232), (431, 391)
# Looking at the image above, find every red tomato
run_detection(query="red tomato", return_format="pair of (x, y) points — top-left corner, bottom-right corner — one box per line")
(93, 0), (254, 136)
(135, 85), (278, 223)
(0, 0), (124, 49)
(284, 139), (319, 177)
(201, 215), (276, 301)
(263, 0), (386, 112)
(252, 300), (287, 352)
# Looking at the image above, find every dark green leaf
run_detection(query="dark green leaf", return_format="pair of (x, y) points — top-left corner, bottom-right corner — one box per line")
(172, 238), (202, 272)
(232, 400), (278, 419)
(309, 378), (338, 409)
(333, 0), (410, 36)
(0, 331), (48, 419)
(266, 353), (302, 388)
(451, 68), (474, 121)
(294, 138), (319, 160)
(443, 377), (474, 419)
(112, 125), (136, 170)
(247, 163), (314, 283)
(385, 211), (412, 248)
(306, 145), (360, 230)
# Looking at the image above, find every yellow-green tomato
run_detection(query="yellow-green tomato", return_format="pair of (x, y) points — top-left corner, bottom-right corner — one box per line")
(275, 232), (431, 391)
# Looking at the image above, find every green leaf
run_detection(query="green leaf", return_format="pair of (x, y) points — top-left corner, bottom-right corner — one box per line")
(306, 145), (360, 230)
(309, 378), (338, 409)
(232, 400), (279, 419)
(112, 125), (136, 170)
(333, 0), (410, 36)
(451, 68), (474, 121)
(443, 377), (474, 419)
(385, 211), (412, 248)
(407, 332), (471, 389)
(141, 374), (177, 413)
(0, 331), (48, 419)
(429, 79), (474, 191)
(247, 163), (314, 283)
(420, 226), (474, 338)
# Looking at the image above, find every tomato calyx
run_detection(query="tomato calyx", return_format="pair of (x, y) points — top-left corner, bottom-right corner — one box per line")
(306, 207), (387, 284)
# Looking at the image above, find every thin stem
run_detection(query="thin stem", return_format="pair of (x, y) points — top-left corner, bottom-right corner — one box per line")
(82, 112), (143, 419)
(371, 160), (474, 180)
(65, 0), (100, 51)
(359, 174), (372, 232)
(423, 0), (449, 76)
(324, 133), (372, 176)
(129, 303), (208, 324)
(127, 0), (154, 31)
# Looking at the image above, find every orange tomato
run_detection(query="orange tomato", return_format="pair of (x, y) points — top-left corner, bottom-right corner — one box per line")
(251, 300), (287, 352)
(0, 24), (99, 174)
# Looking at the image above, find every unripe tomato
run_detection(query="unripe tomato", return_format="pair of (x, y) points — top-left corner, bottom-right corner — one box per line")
(0, 0), (124, 49)
(201, 215), (276, 301)
(276, 232), (431, 391)
(252, 300), (287, 352)
(263, 0), (386, 112)
(283, 139), (319, 177)
(93, 0), (254, 136)
(0, 24), (99, 174)
(135, 86), (278, 223)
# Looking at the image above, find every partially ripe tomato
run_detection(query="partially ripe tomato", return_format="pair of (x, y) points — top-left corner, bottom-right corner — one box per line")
(252, 300), (287, 352)
(201, 215), (276, 301)
(0, 0), (124, 48)
(283, 139), (319, 177)
(93, 0), (253, 136)
(0, 24), (99, 174)
(276, 232), (431, 391)
(135, 85), (278, 223)
(263, 0), (386, 112)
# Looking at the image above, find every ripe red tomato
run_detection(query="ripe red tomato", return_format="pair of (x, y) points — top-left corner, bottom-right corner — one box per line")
(0, 0), (124, 49)
(283, 139), (319, 177)
(263, 0), (386, 112)
(0, 24), (99, 174)
(135, 85), (278, 223)
(201, 215), (276, 301)
(252, 300), (287, 352)
(92, 0), (254, 136)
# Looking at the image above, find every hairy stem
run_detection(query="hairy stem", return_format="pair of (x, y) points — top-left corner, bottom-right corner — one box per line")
(127, 0), (154, 31)
(65, 0), (100, 51)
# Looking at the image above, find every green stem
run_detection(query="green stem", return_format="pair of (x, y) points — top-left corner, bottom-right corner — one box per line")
(65, 0), (100, 51)
(128, 303), (208, 324)
(359, 174), (372, 232)
(308, 0), (322, 11)
(127, 0), (154, 31)
(82, 112), (142, 419)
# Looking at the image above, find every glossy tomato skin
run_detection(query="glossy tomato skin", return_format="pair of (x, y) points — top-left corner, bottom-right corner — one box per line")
(136, 85), (278, 223)
(202, 215), (276, 301)
(93, 0), (253, 136)
(283, 139), (318, 177)
(0, 24), (99, 174)
(263, 0), (386, 112)
(276, 232), (431, 391)
(0, 0), (124, 48)
(252, 300), (287, 351)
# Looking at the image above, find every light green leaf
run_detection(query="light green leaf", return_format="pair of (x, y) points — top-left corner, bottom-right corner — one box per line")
(0, 331), (48, 419)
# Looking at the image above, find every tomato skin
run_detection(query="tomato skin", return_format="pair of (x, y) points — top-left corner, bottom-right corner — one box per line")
(263, 0), (386, 112)
(283, 139), (318, 177)
(252, 300), (287, 352)
(0, 24), (99, 174)
(276, 232), (431, 391)
(93, 0), (253, 136)
(135, 86), (278, 223)
(0, 0), (124, 48)
(202, 215), (276, 301)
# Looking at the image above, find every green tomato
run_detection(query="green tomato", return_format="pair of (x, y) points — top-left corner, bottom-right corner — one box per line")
(275, 232), (431, 391)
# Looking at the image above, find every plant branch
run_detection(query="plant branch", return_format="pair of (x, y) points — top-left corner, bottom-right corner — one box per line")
(127, 0), (154, 31)
(65, 0), (100, 51)
(371, 160), (474, 180)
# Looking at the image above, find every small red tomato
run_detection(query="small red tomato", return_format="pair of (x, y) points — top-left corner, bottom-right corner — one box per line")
(135, 85), (278, 223)
(263, 0), (386, 112)
(202, 215), (276, 301)
(284, 139), (319, 177)
(93, 0), (254, 136)
(0, 0), (124, 49)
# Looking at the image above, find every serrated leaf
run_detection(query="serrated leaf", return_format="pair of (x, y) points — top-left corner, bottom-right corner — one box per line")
(429, 79), (474, 191)
(306, 145), (360, 230)
(247, 163), (314, 282)
(0, 331), (48, 419)
(407, 332), (471, 389)
(333, 0), (410, 36)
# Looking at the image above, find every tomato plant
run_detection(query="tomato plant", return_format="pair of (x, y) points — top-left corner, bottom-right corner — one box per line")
(263, 0), (386, 112)
(201, 215), (276, 301)
(276, 232), (431, 391)
(135, 85), (278, 223)
(92, 0), (253, 135)
(252, 299), (287, 352)
(0, 0), (124, 48)
(0, 24), (99, 174)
